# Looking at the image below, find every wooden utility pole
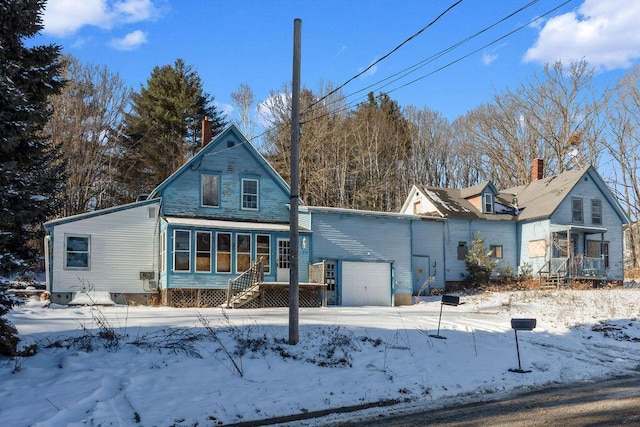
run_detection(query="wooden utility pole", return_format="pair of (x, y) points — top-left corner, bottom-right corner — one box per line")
(289, 18), (301, 345)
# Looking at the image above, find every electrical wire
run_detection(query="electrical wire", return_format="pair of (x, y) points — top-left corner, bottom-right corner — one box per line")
(308, 0), (464, 111)
(301, 0), (573, 126)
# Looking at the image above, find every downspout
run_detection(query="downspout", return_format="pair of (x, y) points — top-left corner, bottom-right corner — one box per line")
(44, 234), (52, 293)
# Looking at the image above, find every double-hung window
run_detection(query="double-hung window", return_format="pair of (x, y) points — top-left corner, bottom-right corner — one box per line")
(202, 174), (220, 207)
(216, 232), (231, 273)
(242, 178), (258, 210)
(173, 230), (191, 272)
(195, 231), (211, 272)
(483, 193), (493, 213)
(572, 197), (584, 223)
(256, 235), (271, 273)
(65, 235), (90, 270)
(591, 199), (602, 225)
(236, 233), (252, 273)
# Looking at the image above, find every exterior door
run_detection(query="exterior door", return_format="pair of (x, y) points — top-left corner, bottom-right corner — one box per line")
(325, 261), (337, 305)
(412, 255), (430, 296)
(276, 239), (290, 281)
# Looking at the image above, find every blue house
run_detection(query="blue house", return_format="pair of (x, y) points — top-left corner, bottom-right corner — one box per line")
(45, 124), (317, 307)
(44, 125), (628, 307)
(400, 159), (629, 287)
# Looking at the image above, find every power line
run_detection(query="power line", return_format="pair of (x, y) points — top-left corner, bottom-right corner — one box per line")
(301, 0), (573, 126)
(309, 0), (544, 116)
(308, 0), (464, 111)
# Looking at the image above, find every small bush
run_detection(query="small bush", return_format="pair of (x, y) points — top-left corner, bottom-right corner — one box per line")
(462, 236), (497, 288)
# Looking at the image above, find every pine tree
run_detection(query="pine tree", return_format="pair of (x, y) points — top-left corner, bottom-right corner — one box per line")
(116, 58), (226, 202)
(0, 0), (64, 275)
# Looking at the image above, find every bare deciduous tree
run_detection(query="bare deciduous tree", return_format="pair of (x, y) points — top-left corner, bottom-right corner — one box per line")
(231, 82), (255, 141)
(45, 55), (131, 216)
(606, 66), (640, 269)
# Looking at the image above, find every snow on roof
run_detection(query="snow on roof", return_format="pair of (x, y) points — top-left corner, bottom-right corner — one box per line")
(164, 217), (309, 231)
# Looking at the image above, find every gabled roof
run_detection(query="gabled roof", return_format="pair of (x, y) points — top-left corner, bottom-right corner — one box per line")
(502, 165), (628, 223)
(148, 124), (291, 199)
(407, 165), (628, 223)
(44, 198), (160, 231)
(458, 181), (497, 199)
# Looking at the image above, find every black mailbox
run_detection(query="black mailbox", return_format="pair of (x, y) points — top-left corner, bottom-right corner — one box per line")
(442, 295), (460, 306)
(511, 318), (536, 331)
(509, 318), (537, 373)
(429, 294), (462, 339)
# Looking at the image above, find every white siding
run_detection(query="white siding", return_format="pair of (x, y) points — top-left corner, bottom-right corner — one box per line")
(50, 202), (160, 294)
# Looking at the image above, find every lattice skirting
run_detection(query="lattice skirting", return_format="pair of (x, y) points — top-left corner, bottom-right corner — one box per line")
(161, 288), (321, 308)
(161, 288), (227, 308)
(262, 289), (321, 308)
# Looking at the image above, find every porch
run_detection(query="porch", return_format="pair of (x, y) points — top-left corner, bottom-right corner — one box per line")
(537, 225), (609, 288)
(223, 259), (327, 309)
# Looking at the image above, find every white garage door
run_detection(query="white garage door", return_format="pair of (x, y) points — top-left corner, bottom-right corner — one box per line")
(341, 261), (391, 306)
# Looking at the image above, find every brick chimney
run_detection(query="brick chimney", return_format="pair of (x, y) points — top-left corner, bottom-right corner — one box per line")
(201, 116), (212, 148)
(532, 158), (544, 181)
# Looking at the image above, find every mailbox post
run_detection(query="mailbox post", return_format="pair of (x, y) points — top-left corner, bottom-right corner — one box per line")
(429, 294), (461, 339)
(509, 318), (536, 373)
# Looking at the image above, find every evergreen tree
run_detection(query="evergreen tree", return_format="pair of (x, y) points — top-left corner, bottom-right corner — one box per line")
(0, 0), (64, 275)
(116, 58), (226, 201)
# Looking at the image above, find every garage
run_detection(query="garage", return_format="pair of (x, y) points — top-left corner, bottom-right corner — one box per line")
(341, 261), (392, 306)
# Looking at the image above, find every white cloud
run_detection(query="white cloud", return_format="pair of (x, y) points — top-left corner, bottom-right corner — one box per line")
(109, 30), (147, 50)
(43, 0), (159, 37)
(482, 51), (498, 65)
(524, 0), (640, 70)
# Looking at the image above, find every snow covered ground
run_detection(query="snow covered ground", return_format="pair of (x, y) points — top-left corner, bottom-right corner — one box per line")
(2, 288), (640, 426)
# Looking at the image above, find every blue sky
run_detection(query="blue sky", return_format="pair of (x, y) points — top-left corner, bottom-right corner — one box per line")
(35, 0), (640, 128)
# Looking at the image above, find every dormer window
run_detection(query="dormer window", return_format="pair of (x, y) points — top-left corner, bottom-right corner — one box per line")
(483, 193), (494, 214)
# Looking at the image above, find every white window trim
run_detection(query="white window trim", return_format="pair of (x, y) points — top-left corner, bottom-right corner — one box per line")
(173, 229), (191, 273)
(195, 231), (212, 273)
(64, 234), (91, 270)
(201, 174), (220, 208)
(216, 232), (232, 274)
(483, 193), (493, 214)
(241, 178), (259, 210)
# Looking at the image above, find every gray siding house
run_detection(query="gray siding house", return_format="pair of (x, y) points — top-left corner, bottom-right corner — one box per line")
(400, 159), (628, 287)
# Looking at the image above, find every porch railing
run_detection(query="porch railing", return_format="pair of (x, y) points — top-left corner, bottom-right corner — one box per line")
(225, 259), (264, 308)
(538, 256), (605, 286)
(568, 255), (604, 277)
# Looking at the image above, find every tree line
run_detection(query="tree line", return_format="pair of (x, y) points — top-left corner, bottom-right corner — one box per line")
(2, 0), (640, 276)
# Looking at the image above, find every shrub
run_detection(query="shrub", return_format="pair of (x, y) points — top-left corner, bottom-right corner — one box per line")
(462, 236), (498, 288)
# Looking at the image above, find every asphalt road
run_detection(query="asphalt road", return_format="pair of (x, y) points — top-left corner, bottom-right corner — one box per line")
(332, 375), (640, 426)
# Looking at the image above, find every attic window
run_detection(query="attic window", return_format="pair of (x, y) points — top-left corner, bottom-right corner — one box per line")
(242, 178), (259, 210)
(202, 174), (220, 207)
(227, 140), (235, 148)
(483, 193), (493, 214)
